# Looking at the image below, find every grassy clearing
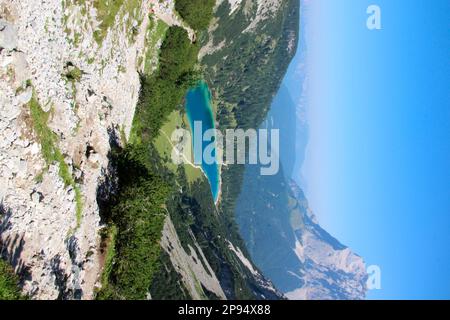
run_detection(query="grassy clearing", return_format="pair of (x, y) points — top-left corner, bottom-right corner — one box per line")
(153, 110), (203, 184)
(28, 92), (83, 228)
(184, 163), (203, 184)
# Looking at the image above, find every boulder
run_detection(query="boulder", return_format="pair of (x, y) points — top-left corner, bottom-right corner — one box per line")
(12, 51), (30, 85)
(0, 19), (17, 51)
(16, 86), (33, 105)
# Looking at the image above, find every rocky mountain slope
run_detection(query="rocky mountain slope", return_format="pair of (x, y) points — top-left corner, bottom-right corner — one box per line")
(287, 181), (367, 299)
(234, 163), (367, 300)
(0, 0), (154, 299)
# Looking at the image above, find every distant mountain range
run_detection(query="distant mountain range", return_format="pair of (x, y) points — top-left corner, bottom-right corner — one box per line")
(235, 80), (367, 300)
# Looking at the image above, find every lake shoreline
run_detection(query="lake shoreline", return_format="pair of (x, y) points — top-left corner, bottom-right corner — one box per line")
(185, 80), (221, 204)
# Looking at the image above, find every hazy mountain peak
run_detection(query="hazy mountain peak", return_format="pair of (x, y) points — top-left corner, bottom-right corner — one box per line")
(288, 180), (367, 300)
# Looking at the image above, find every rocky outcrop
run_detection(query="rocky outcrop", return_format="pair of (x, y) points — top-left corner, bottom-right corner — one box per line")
(0, 0), (158, 299)
(161, 216), (226, 300)
(0, 18), (16, 50)
(286, 181), (367, 300)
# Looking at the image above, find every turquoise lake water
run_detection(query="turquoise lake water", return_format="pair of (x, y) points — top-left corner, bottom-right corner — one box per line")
(185, 81), (220, 202)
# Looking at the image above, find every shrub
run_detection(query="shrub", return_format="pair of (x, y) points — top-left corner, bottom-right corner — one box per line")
(175, 0), (215, 31)
(0, 259), (24, 300)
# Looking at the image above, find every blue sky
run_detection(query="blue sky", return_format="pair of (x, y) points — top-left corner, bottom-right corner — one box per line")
(298, 0), (450, 299)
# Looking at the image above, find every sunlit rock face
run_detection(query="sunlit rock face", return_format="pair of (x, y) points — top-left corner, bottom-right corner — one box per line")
(234, 162), (367, 300)
(286, 181), (367, 300)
